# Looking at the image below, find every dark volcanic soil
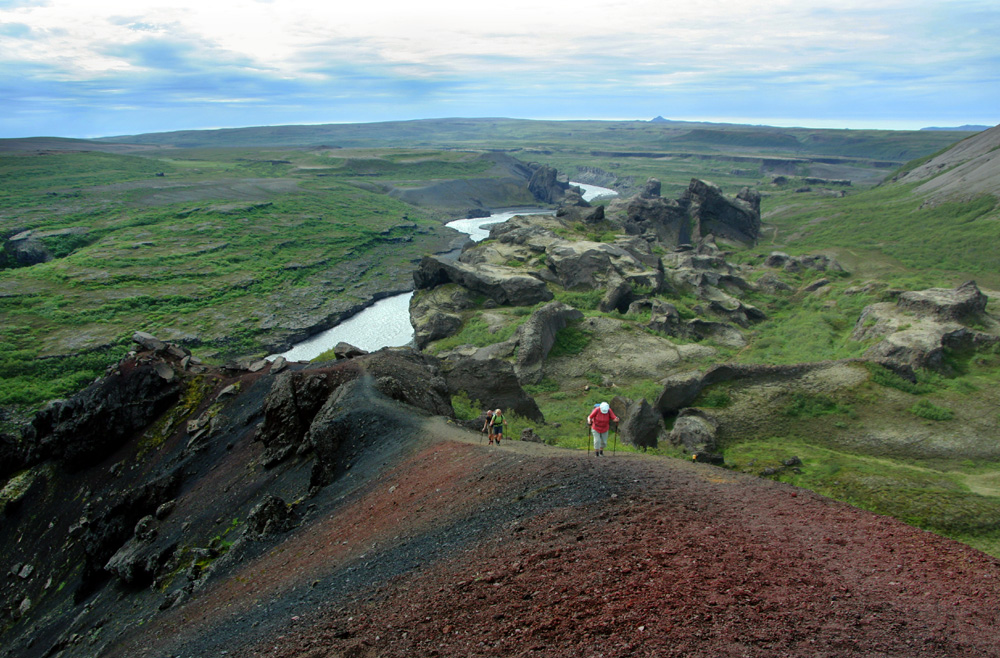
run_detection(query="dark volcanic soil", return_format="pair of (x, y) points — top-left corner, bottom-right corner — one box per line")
(108, 419), (1000, 658)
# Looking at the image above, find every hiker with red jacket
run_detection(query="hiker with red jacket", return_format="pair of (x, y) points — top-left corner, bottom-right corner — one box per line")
(587, 401), (618, 457)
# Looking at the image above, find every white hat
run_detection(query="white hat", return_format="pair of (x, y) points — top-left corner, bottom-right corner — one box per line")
(599, 402), (610, 414)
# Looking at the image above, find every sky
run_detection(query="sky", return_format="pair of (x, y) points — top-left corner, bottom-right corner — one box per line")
(0, 0), (997, 139)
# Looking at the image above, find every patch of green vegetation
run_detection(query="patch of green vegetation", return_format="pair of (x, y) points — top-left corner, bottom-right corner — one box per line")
(450, 390), (480, 421)
(865, 362), (937, 394)
(726, 437), (1000, 557)
(524, 377), (561, 395)
(137, 375), (216, 458)
(697, 388), (732, 408)
(0, 151), (175, 202)
(738, 286), (874, 364)
(548, 322), (592, 358)
(552, 288), (603, 311)
(765, 183), (1000, 277)
(909, 399), (955, 421)
(432, 313), (524, 352)
(0, 340), (131, 409)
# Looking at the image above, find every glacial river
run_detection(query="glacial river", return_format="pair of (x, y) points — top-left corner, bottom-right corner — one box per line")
(273, 182), (617, 361)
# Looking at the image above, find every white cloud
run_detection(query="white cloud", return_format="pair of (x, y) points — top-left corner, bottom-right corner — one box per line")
(0, 0), (997, 136)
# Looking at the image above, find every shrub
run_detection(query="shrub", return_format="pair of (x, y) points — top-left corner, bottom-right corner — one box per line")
(783, 392), (851, 418)
(699, 388), (732, 408)
(450, 391), (480, 421)
(909, 399), (954, 421)
(553, 289), (603, 311)
(865, 362), (935, 394)
(548, 323), (592, 358)
(525, 378), (560, 395)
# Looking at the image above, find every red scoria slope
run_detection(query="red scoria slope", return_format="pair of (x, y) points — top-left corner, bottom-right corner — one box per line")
(118, 419), (1000, 658)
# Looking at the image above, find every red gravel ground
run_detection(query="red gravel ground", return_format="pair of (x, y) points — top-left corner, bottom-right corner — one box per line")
(116, 420), (1000, 658)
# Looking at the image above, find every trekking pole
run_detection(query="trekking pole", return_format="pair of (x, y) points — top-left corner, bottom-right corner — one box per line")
(586, 423), (590, 455)
(613, 423), (619, 456)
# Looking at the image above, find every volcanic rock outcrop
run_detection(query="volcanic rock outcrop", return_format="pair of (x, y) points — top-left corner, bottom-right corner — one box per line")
(608, 177), (762, 247)
(851, 280), (997, 373)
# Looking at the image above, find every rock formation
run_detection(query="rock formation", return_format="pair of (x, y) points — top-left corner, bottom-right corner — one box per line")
(608, 178), (762, 248)
(413, 255), (553, 307)
(852, 280), (996, 373)
(514, 302), (585, 385)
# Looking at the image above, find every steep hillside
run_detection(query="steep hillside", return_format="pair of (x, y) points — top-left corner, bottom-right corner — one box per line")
(761, 124), (1000, 281)
(3, 343), (1000, 658)
(892, 124), (1000, 202)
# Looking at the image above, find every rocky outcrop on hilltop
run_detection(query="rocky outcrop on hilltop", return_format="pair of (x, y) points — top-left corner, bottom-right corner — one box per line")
(607, 177), (762, 248)
(514, 301), (584, 384)
(413, 255), (554, 307)
(851, 280), (998, 373)
(527, 164), (582, 204)
(409, 181), (771, 386)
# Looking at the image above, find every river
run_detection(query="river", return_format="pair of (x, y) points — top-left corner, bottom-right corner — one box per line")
(272, 182), (617, 361)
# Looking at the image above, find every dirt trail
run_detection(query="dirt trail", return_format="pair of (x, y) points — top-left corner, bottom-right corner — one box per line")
(192, 419), (1000, 658)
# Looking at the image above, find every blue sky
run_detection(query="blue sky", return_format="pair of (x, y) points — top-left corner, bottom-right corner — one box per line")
(0, 0), (997, 138)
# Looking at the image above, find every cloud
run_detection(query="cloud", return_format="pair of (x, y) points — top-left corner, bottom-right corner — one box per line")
(0, 0), (997, 137)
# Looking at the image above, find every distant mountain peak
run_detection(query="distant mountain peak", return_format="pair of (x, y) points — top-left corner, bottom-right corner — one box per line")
(650, 116), (670, 123)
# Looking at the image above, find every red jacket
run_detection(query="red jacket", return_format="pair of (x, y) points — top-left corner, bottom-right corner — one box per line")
(588, 407), (618, 433)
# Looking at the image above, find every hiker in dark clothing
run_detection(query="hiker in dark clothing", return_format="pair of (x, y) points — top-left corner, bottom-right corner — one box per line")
(482, 409), (495, 444)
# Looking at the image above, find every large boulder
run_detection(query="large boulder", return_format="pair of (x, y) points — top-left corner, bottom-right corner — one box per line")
(245, 495), (299, 538)
(409, 284), (477, 348)
(413, 255), (553, 306)
(897, 280), (988, 323)
(257, 365), (363, 467)
(556, 204), (605, 224)
(3, 227), (89, 267)
(514, 302), (585, 385)
(616, 397), (661, 450)
(528, 164), (578, 204)
(613, 191), (691, 246)
(544, 241), (654, 290)
(669, 409), (719, 455)
(598, 276), (635, 314)
(851, 281), (995, 373)
(305, 377), (426, 488)
(442, 356), (543, 423)
(683, 179), (761, 245)
(358, 349), (454, 417)
(764, 251), (845, 274)
(488, 215), (564, 251)
(654, 371), (706, 415)
(104, 516), (176, 587)
(640, 178), (662, 199)
(609, 179), (761, 248)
